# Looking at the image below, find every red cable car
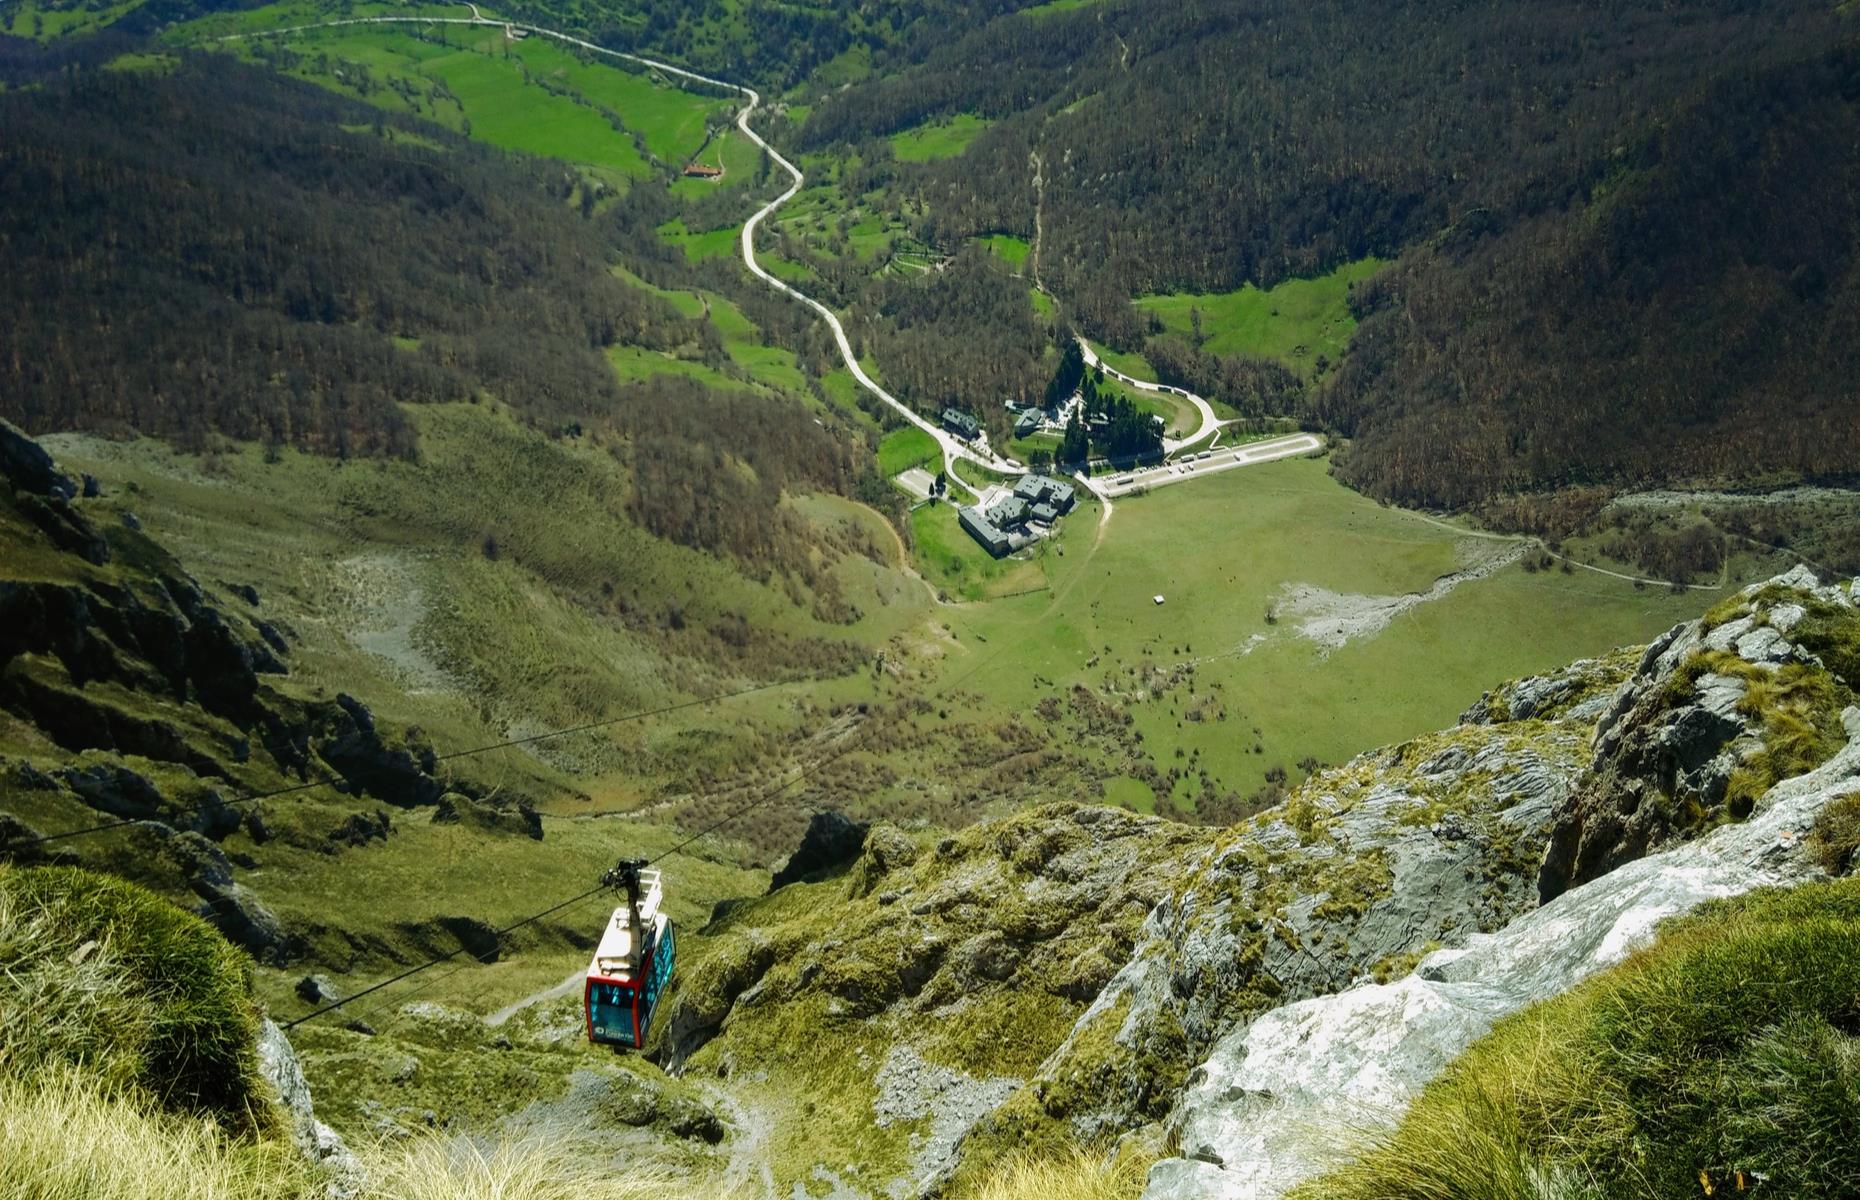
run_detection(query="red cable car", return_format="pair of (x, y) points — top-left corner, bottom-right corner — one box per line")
(584, 860), (675, 1049)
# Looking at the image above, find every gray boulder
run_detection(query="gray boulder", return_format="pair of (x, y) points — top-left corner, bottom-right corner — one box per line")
(256, 1018), (364, 1198)
(1146, 704), (1860, 1200)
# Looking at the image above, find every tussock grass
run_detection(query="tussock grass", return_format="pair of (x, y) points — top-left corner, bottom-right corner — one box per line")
(957, 1146), (1151, 1200)
(353, 1135), (727, 1200)
(0, 1070), (735, 1200)
(1811, 792), (1860, 876)
(0, 1070), (311, 1200)
(0, 864), (269, 1129)
(1296, 877), (1860, 1200)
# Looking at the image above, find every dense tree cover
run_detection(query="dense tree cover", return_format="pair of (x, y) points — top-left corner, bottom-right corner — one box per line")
(503, 0), (1040, 90)
(1315, 47), (1860, 507)
(800, 0), (1860, 507)
(1079, 376), (1162, 468)
(1044, 338), (1085, 410)
(0, 56), (683, 457)
(0, 54), (874, 582)
(1142, 336), (1301, 422)
(853, 245), (1047, 427)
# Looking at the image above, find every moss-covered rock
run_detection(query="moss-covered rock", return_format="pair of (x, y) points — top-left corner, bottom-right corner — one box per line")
(1540, 567), (1858, 901)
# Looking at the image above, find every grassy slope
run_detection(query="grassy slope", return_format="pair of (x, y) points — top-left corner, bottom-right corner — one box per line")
(923, 457), (1726, 798)
(1300, 876), (1860, 1200)
(877, 426), (939, 477)
(39, 406), (926, 806)
(181, 11), (720, 192)
(891, 112), (993, 161)
(1136, 256), (1387, 375)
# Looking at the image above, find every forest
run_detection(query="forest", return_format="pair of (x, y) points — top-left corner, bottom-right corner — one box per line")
(0, 53), (872, 581)
(800, 0), (1860, 507)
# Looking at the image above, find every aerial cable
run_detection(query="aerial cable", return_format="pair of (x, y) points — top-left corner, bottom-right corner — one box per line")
(280, 719), (874, 1030)
(12, 678), (792, 849)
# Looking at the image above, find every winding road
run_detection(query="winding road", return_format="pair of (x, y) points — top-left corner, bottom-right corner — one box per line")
(221, 7), (1013, 489)
(1075, 336), (1221, 454)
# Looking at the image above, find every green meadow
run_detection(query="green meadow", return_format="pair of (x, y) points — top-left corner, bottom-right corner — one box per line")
(979, 234), (1032, 269)
(657, 218), (741, 261)
(179, 11), (719, 190)
(1136, 256), (1387, 375)
(890, 113), (993, 162)
(877, 426), (940, 477)
(916, 456), (1732, 799)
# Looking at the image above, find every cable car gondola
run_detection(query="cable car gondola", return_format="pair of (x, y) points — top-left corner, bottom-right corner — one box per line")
(584, 859), (675, 1049)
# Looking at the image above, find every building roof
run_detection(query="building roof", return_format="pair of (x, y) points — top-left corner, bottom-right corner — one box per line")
(986, 497), (1030, 528)
(941, 407), (981, 437)
(958, 506), (1012, 557)
(1030, 502), (1059, 524)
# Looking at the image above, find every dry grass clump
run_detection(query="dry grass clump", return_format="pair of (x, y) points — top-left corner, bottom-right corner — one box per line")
(0, 1069), (310, 1200)
(1810, 792), (1860, 876)
(0, 864), (268, 1127)
(958, 1146), (1152, 1200)
(354, 1135), (734, 1200)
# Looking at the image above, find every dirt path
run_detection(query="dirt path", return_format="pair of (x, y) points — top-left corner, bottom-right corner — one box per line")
(1393, 508), (1729, 592)
(704, 1084), (777, 1199)
(484, 968), (584, 1027)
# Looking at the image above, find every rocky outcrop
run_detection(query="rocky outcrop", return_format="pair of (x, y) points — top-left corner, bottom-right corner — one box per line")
(768, 809), (869, 890)
(431, 792), (542, 840)
(652, 805), (1206, 1131)
(1539, 567), (1857, 901)
(256, 1017), (364, 1198)
(1147, 702), (1860, 1200)
(958, 653), (1632, 1163)
(2, 417), (78, 500)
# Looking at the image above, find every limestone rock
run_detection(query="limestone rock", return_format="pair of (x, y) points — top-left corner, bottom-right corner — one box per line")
(984, 693), (1610, 1148)
(1146, 710), (1860, 1200)
(1539, 569), (1857, 902)
(296, 974), (343, 1005)
(256, 1018), (364, 1198)
(431, 792), (542, 840)
(847, 822), (919, 898)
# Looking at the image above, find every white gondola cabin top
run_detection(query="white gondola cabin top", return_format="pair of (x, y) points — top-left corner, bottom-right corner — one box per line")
(589, 867), (664, 980)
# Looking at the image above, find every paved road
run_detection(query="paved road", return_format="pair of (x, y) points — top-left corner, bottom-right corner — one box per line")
(1094, 433), (1325, 498)
(1076, 337), (1220, 453)
(222, 7), (1015, 489)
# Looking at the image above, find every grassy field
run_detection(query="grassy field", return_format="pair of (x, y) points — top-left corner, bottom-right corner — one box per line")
(877, 426), (940, 477)
(1136, 256), (1387, 376)
(909, 500), (1058, 602)
(979, 234), (1032, 269)
(670, 126), (769, 197)
(177, 11), (720, 192)
(890, 113), (993, 162)
(656, 217), (741, 261)
(918, 456), (1734, 802)
(3, 0), (143, 38)
(1021, 0), (1104, 16)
